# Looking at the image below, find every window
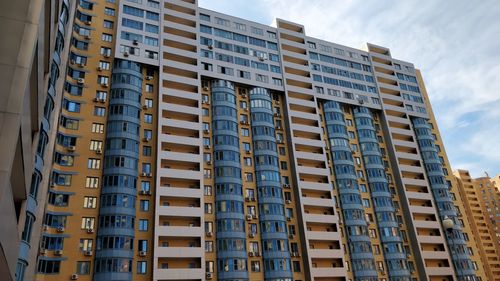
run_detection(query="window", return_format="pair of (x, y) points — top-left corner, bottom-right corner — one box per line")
(64, 100), (81, 112)
(94, 106), (106, 116)
(139, 219), (148, 231)
(76, 261), (91, 275)
(205, 241), (214, 252)
(83, 197), (97, 208)
(141, 181), (150, 192)
(79, 239), (93, 251)
(146, 11), (159, 21)
(89, 140), (102, 151)
(143, 146), (152, 156)
(244, 157), (252, 166)
(145, 84), (153, 92)
(104, 7), (115, 16)
(88, 158), (101, 169)
(91, 123), (104, 133)
(241, 128), (249, 137)
(102, 33), (113, 42)
(205, 203), (212, 214)
(81, 217), (95, 229)
(137, 261), (147, 274)
(140, 200), (149, 211)
(200, 13), (210, 21)
(37, 260), (61, 274)
(98, 75), (109, 85)
(142, 163), (151, 174)
(103, 20), (113, 29)
(85, 177), (99, 188)
(100, 47), (111, 56)
(280, 161), (288, 170)
(204, 185), (212, 196)
(145, 98), (153, 108)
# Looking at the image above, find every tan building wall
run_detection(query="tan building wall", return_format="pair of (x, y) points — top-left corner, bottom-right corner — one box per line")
(454, 170), (500, 281)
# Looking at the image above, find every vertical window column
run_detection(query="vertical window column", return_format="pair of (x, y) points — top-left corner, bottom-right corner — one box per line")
(94, 60), (142, 281)
(250, 87), (292, 281)
(211, 80), (249, 281)
(323, 101), (377, 280)
(354, 106), (411, 280)
(412, 117), (476, 280)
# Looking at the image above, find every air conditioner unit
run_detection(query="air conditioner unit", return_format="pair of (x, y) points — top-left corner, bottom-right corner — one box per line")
(203, 86), (209, 91)
(93, 97), (100, 102)
(286, 200), (292, 204)
(49, 183), (56, 188)
(274, 113), (281, 117)
(245, 150), (251, 154)
(97, 66), (102, 71)
(84, 35), (91, 39)
(77, 78), (84, 84)
(249, 252), (255, 257)
(206, 160), (212, 165)
(207, 44), (213, 49)
(101, 82), (108, 87)
(57, 226), (65, 232)
(71, 274), (79, 280)
(84, 250), (93, 256)
(289, 234), (295, 239)
(40, 249), (47, 255)
(143, 137), (151, 142)
(206, 272), (213, 279)
(291, 252), (297, 257)
(124, 51), (130, 57)
(277, 139), (284, 144)
(139, 251), (147, 257)
(204, 144), (211, 149)
(133, 39), (139, 45)
(86, 228), (94, 234)
(54, 250), (63, 256)
(142, 105), (148, 110)
(204, 129), (210, 134)
(357, 98), (364, 105)
(206, 231), (213, 237)
(249, 233), (255, 238)
(286, 217), (291, 221)
(67, 146), (76, 152)
(251, 197), (256, 202)
(96, 149), (102, 155)
(146, 76), (153, 80)
(99, 98), (106, 103)
(140, 190), (151, 195)
(255, 252), (260, 257)
(146, 173), (152, 178)
(85, 20), (91, 25)
(104, 53), (110, 58)
(283, 184), (290, 188)
(245, 197), (250, 202)
(78, 62), (85, 67)
(246, 214), (253, 221)
(141, 172), (148, 177)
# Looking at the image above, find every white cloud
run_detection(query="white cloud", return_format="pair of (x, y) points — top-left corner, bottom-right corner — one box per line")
(198, 0), (500, 177)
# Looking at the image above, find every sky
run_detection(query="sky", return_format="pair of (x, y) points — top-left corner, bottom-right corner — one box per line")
(199, 0), (500, 178)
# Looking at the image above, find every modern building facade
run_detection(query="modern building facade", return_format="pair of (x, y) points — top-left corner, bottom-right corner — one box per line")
(0, 1), (76, 281)
(15, 0), (491, 281)
(453, 170), (500, 281)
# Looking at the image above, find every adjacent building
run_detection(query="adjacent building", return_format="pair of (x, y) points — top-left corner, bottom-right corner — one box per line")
(454, 170), (500, 281)
(0, 0), (76, 281)
(2, 0), (491, 281)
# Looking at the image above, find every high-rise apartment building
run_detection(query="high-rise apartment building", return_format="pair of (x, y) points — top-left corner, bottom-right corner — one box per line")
(0, 1), (76, 281)
(22, 0), (490, 281)
(453, 170), (500, 281)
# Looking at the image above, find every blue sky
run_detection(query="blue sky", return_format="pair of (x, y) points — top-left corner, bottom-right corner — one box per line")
(199, 0), (500, 178)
